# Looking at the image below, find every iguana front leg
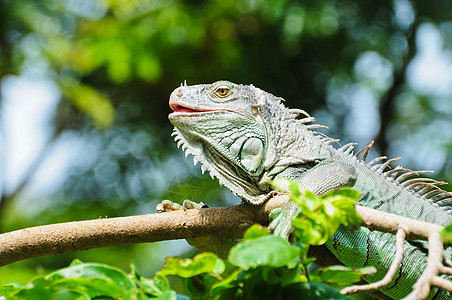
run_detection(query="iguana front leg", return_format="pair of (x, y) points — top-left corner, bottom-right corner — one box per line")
(156, 199), (237, 258)
(271, 161), (357, 239)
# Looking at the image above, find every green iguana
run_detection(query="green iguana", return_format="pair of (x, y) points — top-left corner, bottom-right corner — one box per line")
(167, 80), (452, 299)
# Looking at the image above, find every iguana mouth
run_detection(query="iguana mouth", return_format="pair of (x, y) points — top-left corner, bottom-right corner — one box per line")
(170, 103), (216, 114)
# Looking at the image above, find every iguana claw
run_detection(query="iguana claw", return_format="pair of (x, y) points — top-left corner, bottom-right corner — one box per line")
(156, 199), (208, 213)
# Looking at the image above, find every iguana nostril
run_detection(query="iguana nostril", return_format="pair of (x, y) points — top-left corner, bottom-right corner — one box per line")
(176, 88), (183, 97)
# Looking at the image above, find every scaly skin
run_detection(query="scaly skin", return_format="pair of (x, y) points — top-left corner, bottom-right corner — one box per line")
(168, 80), (452, 299)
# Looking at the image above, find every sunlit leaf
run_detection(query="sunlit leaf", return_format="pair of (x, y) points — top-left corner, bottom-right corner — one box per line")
(52, 277), (124, 298)
(229, 235), (300, 270)
(131, 265), (171, 296)
(47, 262), (136, 293)
(317, 265), (376, 285)
(160, 252), (224, 278)
(441, 223), (452, 244)
(243, 224), (268, 240)
(63, 83), (115, 127)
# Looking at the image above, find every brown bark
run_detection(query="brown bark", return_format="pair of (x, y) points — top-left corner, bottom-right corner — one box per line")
(0, 196), (287, 267)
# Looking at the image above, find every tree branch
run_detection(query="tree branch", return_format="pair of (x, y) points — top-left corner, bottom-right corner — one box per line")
(0, 196), (287, 267)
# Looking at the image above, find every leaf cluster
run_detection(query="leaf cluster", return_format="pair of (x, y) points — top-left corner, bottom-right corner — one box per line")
(0, 259), (174, 299)
(289, 184), (362, 246)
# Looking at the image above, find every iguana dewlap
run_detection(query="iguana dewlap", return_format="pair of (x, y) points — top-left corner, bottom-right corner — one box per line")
(168, 80), (452, 299)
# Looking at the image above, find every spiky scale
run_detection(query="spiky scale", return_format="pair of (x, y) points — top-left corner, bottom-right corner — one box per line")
(297, 117), (316, 124)
(306, 124), (329, 130)
(431, 192), (452, 203)
(401, 178), (436, 188)
(376, 157), (401, 173)
(339, 143), (357, 155)
(436, 198), (452, 206)
(288, 108), (311, 118)
(412, 183), (436, 194)
(384, 166), (405, 178)
(355, 141), (374, 162)
(423, 189), (444, 199)
(369, 156), (387, 168)
(200, 165), (207, 174)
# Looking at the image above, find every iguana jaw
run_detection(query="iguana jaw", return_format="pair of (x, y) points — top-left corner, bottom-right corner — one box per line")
(169, 97), (242, 117)
(170, 103), (217, 114)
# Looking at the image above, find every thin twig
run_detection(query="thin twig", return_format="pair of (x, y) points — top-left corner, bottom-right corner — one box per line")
(432, 276), (452, 292)
(440, 266), (452, 276)
(445, 260), (452, 268)
(341, 228), (406, 294)
(404, 231), (445, 299)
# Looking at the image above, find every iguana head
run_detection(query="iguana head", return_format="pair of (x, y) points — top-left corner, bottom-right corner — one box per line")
(168, 80), (328, 204)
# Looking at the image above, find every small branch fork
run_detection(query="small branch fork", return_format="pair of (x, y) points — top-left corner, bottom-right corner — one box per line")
(341, 206), (452, 299)
(0, 196), (451, 299)
(341, 228), (406, 295)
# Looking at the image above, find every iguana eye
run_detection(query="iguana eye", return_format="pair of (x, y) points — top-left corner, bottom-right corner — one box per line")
(216, 87), (230, 97)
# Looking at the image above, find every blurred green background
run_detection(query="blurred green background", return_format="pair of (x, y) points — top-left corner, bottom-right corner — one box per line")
(0, 0), (451, 285)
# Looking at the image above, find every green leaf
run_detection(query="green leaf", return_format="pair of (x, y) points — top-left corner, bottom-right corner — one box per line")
(69, 259), (84, 267)
(131, 266), (172, 296)
(0, 283), (27, 297)
(160, 252), (224, 278)
(442, 223), (452, 243)
(317, 265), (376, 285)
(292, 217), (330, 245)
(155, 290), (177, 300)
(289, 180), (302, 198)
(229, 235), (300, 270)
(210, 268), (241, 295)
(243, 224), (268, 240)
(52, 277), (124, 298)
(47, 262), (136, 294)
(52, 289), (90, 300)
(290, 187), (362, 246)
(301, 190), (319, 211)
(281, 282), (352, 299)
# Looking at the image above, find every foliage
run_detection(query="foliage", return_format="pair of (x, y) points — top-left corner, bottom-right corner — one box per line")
(0, 259), (175, 299)
(292, 186), (361, 246)
(273, 179), (361, 247)
(0, 188), (373, 299)
(441, 223), (452, 244)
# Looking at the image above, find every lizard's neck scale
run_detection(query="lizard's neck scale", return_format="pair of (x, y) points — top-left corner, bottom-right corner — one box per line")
(171, 127), (267, 204)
